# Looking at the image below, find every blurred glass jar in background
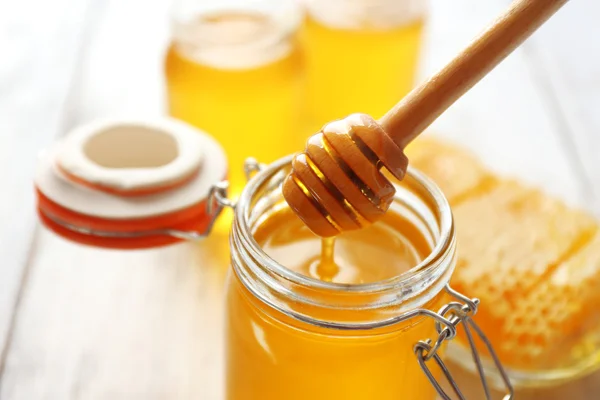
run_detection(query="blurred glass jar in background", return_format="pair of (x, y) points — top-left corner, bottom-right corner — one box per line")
(303, 0), (427, 125)
(165, 0), (304, 197)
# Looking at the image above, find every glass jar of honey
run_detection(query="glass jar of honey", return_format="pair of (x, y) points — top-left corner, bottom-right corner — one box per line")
(302, 0), (426, 127)
(165, 0), (305, 197)
(223, 156), (512, 400)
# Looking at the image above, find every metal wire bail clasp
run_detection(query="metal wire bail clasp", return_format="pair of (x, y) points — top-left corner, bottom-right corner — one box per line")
(205, 157), (264, 234)
(243, 157), (266, 181)
(207, 181), (234, 216)
(414, 285), (514, 400)
(207, 157), (264, 218)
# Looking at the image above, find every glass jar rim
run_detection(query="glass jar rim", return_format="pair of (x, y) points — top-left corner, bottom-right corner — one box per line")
(169, 0), (303, 70)
(171, 0), (303, 43)
(304, 0), (427, 31)
(234, 155), (455, 295)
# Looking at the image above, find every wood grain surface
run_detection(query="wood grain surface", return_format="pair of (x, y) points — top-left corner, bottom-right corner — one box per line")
(0, 0), (598, 399)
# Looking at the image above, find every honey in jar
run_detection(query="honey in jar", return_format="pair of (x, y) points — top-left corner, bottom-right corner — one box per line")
(302, 0), (426, 125)
(165, 2), (304, 197)
(256, 209), (430, 285)
(224, 157), (473, 400)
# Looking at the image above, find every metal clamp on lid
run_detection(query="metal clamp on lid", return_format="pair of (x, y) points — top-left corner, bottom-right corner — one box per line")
(34, 118), (228, 249)
(414, 285), (514, 400)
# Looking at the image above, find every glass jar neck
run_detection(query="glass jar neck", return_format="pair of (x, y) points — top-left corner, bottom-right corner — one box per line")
(305, 0), (426, 30)
(170, 0), (302, 70)
(230, 156), (455, 331)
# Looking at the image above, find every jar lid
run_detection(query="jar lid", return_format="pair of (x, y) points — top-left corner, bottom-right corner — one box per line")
(34, 118), (228, 249)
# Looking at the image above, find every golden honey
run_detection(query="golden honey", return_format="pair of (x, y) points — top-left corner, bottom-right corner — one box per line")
(225, 159), (456, 400)
(255, 208), (429, 285)
(302, 1), (425, 126)
(406, 137), (600, 385)
(165, 10), (304, 197)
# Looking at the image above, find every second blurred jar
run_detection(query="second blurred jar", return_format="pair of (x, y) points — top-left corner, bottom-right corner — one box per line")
(303, 0), (426, 125)
(165, 0), (304, 197)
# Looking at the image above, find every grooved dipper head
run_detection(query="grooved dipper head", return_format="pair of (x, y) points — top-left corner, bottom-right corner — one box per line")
(283, 113), (408, 237)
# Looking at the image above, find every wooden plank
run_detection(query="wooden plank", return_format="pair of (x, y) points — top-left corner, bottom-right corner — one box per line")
(421, 0), (589, 208)
(520, 0), (600, 214)
(0, 0), (102, 375)
(66, 0), (171, 125)
(1, 232), (230, 400)
(0, 1), (230, 398)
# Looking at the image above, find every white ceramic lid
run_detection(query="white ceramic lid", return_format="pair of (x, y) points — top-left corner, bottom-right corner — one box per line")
(35, 117), (228, 220)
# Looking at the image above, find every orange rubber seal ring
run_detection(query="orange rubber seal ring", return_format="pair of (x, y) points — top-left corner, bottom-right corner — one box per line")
(36, 188), (214, 249)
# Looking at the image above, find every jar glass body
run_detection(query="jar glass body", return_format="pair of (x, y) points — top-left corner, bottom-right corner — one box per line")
(225, 156), (457, 400)
(164, 0), (305, 197)
(302, 0), (427, 126)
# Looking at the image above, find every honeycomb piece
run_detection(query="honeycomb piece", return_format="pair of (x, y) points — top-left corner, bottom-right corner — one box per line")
(499, 281), (581, 367)
(408, 138), (600, 371)
(498, 232), (600, 368)
(452, 180), (596, 305)
(404, 137), (492, 204)
(453, 275), (514, 349)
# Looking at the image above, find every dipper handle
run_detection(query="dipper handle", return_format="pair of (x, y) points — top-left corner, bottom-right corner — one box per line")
(381, 0), (569, 149)
(283, 0), (569, 237)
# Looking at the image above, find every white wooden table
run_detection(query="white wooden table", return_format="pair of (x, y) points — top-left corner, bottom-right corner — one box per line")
(0, 1), (598, 399)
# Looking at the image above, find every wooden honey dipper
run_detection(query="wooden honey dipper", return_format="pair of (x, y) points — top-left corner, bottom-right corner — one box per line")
(283, 0), (569, 237)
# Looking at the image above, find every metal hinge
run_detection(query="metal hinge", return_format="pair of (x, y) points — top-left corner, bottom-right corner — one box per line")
(415, 285), (514, 400)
